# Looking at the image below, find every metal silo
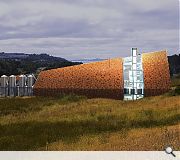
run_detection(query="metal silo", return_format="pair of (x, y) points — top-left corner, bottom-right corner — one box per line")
(9, 75), (16, 97)
(0, 75), (8, 97)
(27, 75), (34, 87)
(27, 75), (34, 96)
(18, 75), (26, 96)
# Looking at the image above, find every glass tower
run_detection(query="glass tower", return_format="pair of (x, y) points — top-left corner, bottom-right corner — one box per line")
(123, 48), (144, 100)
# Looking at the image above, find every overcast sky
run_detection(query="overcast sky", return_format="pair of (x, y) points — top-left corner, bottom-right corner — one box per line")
(0, 0), (179, 60)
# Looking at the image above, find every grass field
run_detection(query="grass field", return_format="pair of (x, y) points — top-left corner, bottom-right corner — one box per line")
(0, 93), (179, 151)
(0, 76), (179, 151)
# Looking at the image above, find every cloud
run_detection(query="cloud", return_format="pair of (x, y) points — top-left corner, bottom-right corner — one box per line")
(0, 0), (178, 59)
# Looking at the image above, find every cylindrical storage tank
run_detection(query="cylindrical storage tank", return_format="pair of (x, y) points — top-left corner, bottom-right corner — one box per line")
(0, 75), (8, 97)
(27, 75), (34, 87)
(19, 75), (26, 87)
(1, 75), (8, 87)
(9, 75), (16, 97)
(27, 75), (34, 96)
(19, 75), (26, 96)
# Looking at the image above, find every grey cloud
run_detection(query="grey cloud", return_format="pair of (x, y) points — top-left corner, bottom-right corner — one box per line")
(0, 0), (178, 59)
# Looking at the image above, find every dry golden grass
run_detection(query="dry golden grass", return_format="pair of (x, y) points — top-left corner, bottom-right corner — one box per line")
(0, 94), (179, 150)
(45, 124), (180, 151)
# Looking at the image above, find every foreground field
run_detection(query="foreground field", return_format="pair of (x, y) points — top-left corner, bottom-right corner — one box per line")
(0, 94), (179, 151)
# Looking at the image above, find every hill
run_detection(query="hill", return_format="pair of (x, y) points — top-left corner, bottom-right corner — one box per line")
(0, 52), (82, 76)
(0, 52), (66, 61)
(72, 58), (107, 63)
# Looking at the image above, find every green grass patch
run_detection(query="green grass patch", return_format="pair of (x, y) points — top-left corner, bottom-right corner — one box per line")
(0, 94), (86, 116)
(56, 94), (87, 105)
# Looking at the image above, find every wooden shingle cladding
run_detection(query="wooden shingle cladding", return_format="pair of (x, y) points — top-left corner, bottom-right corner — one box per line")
(142, 50), (171, 96)
(33, 58), (124, 99)
(34, 50), (171, 99)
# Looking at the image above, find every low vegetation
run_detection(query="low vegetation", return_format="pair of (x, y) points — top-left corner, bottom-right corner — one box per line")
(0, 93), (179, 151)
(171, 74), (180, 87)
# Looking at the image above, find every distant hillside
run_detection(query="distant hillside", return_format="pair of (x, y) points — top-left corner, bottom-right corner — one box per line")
(0, 52), (28, 59)
(0, 52), (67, 61)
(0, 52), (82, 76)
(72, 58), (107, 63)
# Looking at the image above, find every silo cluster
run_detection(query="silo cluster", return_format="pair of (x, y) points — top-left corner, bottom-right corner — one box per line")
(0, 74), (35, 97)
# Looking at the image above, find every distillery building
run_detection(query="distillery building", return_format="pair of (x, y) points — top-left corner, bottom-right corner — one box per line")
(33, 49), (171, 100)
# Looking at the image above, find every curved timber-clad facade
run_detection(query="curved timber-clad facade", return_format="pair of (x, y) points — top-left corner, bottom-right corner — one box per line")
(34, 50), (171, 100)
(142, 50), (171, 97)
(34, 58), (124, 99)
